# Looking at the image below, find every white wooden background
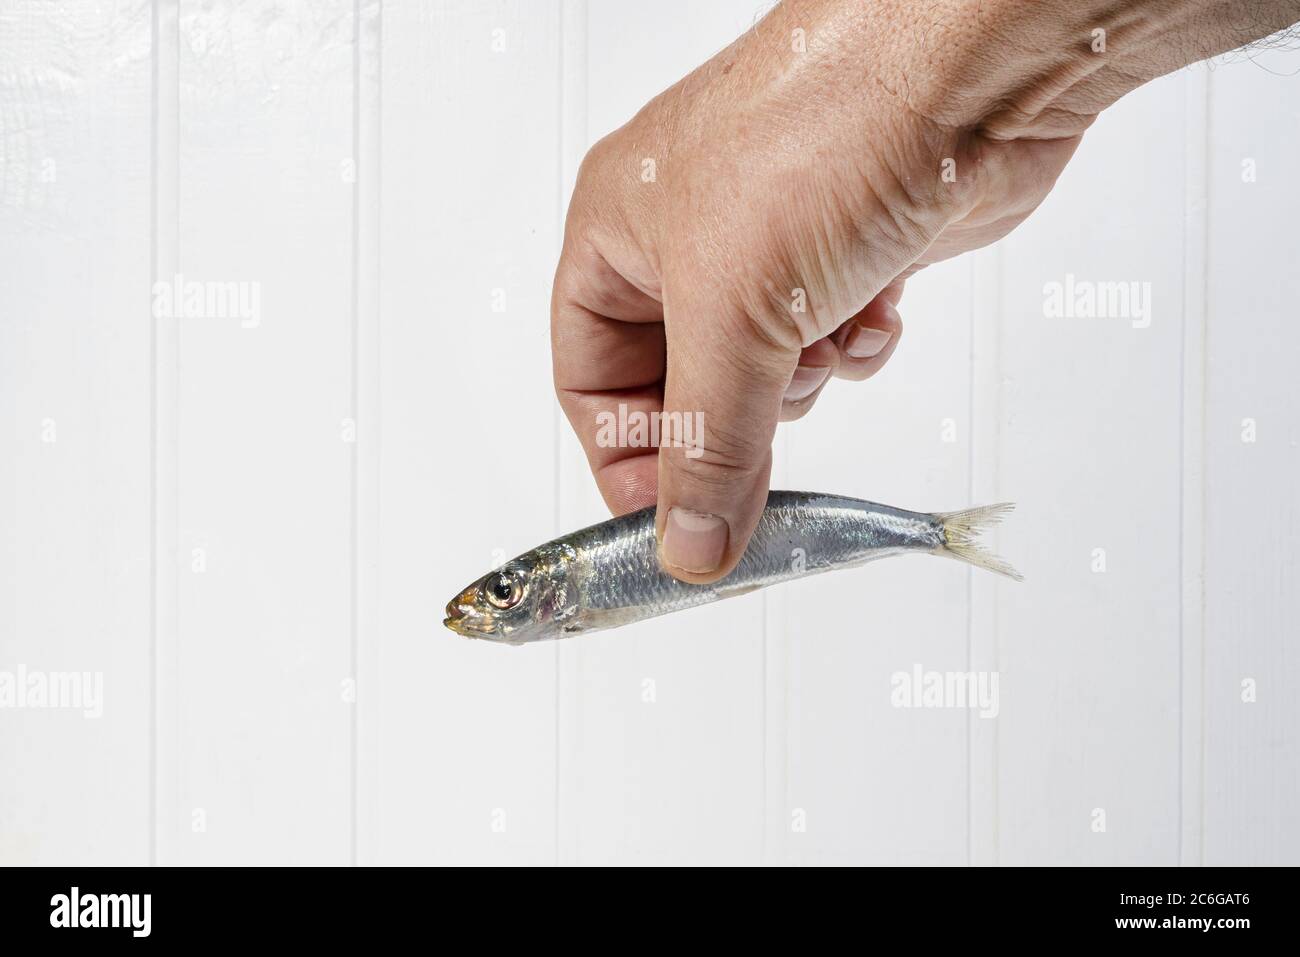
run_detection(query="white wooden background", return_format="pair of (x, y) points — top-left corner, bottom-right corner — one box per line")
(2, 0), (1297, 866)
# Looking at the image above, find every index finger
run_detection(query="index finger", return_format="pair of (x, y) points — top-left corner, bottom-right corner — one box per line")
(551, 240), (666, 515)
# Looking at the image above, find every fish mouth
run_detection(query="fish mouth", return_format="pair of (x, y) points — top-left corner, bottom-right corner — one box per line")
(441, 616), (473, 639)
(443, 599), (493, 639)
(443, 615), (487, 639)
(444, 617), (517, 643)
(443, 598), (473, 637)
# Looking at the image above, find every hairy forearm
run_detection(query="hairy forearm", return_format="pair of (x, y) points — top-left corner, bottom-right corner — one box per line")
(958, 0), (1300, 136)
(683, 0), (1300, 145)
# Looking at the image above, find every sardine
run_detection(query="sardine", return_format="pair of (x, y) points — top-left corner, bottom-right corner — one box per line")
(443, 491), (1020, 645)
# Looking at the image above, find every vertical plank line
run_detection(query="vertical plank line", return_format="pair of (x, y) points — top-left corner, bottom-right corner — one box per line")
(553, 0), (564, 868)
(149, 0), (159, 873)
(762, 428), (790, 864)
(965, 256), (975, 867)
(555, 0), (588, 867)
(353, 0), (382, 865)
(150, 0), (180, 868)
(968, 245), (1003, 866)
(349, 0), (361, 868)
(1179, 64), (1210, 868)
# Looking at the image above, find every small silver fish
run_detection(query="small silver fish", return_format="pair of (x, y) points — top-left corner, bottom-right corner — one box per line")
(443, 491), (1021, 645)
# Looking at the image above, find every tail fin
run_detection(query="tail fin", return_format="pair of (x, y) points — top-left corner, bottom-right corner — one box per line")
(937, 503), (1023, 581)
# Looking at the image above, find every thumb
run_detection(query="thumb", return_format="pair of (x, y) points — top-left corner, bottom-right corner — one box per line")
(655, 278), (800, 583)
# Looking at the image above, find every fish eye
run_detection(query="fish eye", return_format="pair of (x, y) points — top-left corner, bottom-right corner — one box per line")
(484, 570), (524, 610)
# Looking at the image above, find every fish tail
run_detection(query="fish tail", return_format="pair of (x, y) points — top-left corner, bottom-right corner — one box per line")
(936, 503), (1023, 581)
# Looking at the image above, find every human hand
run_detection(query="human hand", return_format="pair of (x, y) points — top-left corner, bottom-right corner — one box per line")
(551, 0), (1300, 583)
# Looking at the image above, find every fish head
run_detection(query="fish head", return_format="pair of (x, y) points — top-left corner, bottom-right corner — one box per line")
(443, 545), (577, 644)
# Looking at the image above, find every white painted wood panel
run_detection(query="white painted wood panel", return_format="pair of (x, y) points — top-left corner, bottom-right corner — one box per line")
(0, 0), (154, 865)
(1204, 48), (1300, 866)
(991, 76), (1188, 865)
(779, 258), (975, 865)
(159, 0), (356, 864)
(365, 0), (560, 865)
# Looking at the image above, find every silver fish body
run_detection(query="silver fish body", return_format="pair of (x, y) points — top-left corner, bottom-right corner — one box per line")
(444, 491), (1019, 644)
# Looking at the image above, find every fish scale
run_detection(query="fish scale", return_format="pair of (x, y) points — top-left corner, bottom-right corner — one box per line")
(444, 490), (1020, 643)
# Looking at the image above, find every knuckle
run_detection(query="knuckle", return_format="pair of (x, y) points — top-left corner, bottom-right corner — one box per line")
(876, 185), (939, 254)
(575, 133), (617, 188)
(704, 314), (798, 401)
(838, 129), (977, 261)
(744, 302), (808, 358)
(662, 406), (771, 486)
(750, 277), (828, 349)
(670, 445), (766, 494)
(890, 117), (981, 218)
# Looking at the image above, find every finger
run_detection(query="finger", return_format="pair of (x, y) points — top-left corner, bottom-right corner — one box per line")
(558, 385), (662, 514)
(552, 243), (667, 516)
(779, 337), (840, 422)
(832, 283), (904, 382)
(655, 280), (799, 583)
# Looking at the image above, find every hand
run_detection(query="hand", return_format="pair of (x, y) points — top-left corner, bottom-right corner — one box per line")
(551, 0), (1300, 583)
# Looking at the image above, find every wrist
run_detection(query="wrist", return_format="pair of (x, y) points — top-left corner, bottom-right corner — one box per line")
(856, 0), (1162, 138)
(856, 0), (1300, 139)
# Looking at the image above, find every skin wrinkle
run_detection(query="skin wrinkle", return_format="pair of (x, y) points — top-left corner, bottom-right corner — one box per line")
(572, 220), (662, 302)
(566, 247), (661, 322)
(551, 0), (1300, 582)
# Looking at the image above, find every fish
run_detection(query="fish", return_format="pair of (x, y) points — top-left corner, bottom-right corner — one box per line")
(443, 491), (1021, 645)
